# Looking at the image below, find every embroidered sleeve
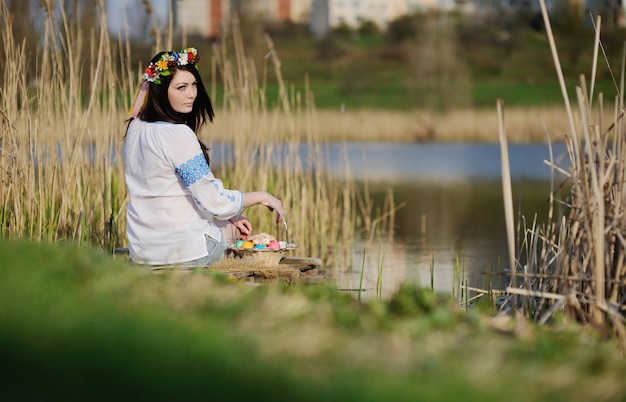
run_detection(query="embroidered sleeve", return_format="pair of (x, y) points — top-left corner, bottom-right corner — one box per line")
(176, 155), (210, 186)
(164, 125), (243, 220)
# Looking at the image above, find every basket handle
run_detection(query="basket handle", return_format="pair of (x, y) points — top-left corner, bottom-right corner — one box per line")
(262, 202), (296, 247)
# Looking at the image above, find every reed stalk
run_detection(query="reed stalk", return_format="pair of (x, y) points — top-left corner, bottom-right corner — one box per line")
(498, 99), (517, 313)
(375, 245), (384, 300)
(358, 250), (366, 303)
(498, 3), (626, 346)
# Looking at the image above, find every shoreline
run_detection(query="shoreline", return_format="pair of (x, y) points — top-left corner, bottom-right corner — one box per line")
(207, 105), (587, 143)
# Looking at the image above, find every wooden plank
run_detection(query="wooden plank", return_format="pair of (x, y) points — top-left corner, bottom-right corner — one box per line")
(279, 256), (322, 269)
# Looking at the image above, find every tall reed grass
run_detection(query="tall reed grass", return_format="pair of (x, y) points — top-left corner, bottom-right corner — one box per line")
(1, 1), (127, 248)
(0, 1), (392, 268)
(497, 6), (626, 346)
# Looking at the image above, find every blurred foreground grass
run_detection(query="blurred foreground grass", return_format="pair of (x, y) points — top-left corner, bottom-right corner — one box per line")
(1, 238), (626, 401)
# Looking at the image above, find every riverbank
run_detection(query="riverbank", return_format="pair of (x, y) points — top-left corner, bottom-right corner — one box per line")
(207, 105), (579, 143)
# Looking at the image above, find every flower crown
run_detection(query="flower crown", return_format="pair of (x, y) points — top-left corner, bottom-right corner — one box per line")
(143, 47), (200, 84)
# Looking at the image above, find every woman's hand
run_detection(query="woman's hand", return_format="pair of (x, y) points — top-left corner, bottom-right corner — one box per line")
(230, 215), (252, 239)
(242, 191), (285, 224)
(261, 196), (285, 224)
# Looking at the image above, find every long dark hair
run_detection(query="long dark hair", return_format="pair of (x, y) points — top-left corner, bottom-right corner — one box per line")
(129, 51), (215, 164)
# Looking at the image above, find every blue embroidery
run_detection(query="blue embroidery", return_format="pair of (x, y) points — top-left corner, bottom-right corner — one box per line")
(210, 181), (237, 202)
(176, 154), (210, 186)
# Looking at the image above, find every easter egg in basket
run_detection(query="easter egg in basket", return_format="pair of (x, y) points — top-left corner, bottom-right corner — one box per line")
(228, 232), (296, 265)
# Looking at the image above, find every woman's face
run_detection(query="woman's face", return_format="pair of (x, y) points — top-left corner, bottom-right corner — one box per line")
(167, 69), (197, 114)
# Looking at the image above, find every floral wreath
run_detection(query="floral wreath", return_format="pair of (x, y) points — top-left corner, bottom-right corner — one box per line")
(143, 47), (200, 84)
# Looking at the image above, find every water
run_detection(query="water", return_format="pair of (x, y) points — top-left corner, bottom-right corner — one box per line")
(320, 142), (569, 298)
(321, 141), (569, 183)
(212, 141), (569, 299)
(334, 182), (544, 300)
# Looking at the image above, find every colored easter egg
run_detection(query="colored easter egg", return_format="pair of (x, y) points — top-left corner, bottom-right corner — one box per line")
(254, 244), (266, 249)
(279, 241), (287, 249)
(241, 241), (254, 249)
(268, 241), (280, 249)
(235, 240), (245, 248)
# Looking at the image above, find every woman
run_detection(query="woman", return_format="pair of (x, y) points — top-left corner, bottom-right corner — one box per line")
(123, 47), (284, 266)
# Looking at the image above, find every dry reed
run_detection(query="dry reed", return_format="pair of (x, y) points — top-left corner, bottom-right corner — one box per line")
(209, 106), (576, 143)
(1, 1), (126, 247)
(496, 4), (626, 346)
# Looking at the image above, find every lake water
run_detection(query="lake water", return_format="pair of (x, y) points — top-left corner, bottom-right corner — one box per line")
(323, 142), (569, 299)
(213, 141), (570, 299)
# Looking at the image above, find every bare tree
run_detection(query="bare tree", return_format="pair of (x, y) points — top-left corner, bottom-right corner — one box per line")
(411, 11), (471, 111)
(230, 0), (266, 61)
(1, 0), (40, 88)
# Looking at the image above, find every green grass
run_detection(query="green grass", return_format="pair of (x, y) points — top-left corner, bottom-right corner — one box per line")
(252, 77), (620, 110)
(202, 24), (624, 111)
(2, 238), (626, 401)
(472, 78), (620, 108)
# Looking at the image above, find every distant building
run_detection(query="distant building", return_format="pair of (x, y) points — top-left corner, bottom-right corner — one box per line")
(173, 0), (626, 39)
(174, 0), (229, 38)
(253, 0), (312, 21)
(407, 0), (456, 11)
(174, 0), (312, 38)
(309, 0), (329, 36)
(311, 0), (408, 37)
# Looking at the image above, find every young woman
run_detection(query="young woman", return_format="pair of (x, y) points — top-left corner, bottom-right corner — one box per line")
(123, 47), (284, 266)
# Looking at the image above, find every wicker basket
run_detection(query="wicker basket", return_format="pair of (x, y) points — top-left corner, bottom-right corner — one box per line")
(226, 246), (292, 266)
(227, 206), (298, 266)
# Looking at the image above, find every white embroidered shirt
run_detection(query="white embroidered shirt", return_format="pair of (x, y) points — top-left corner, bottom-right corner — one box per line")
(123, 119), (242, 265)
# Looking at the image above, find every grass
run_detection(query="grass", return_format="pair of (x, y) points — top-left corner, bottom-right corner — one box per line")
(2, 238), (626, 401)
(472, 80), (620, 109)
(211, 13), (625, 111)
